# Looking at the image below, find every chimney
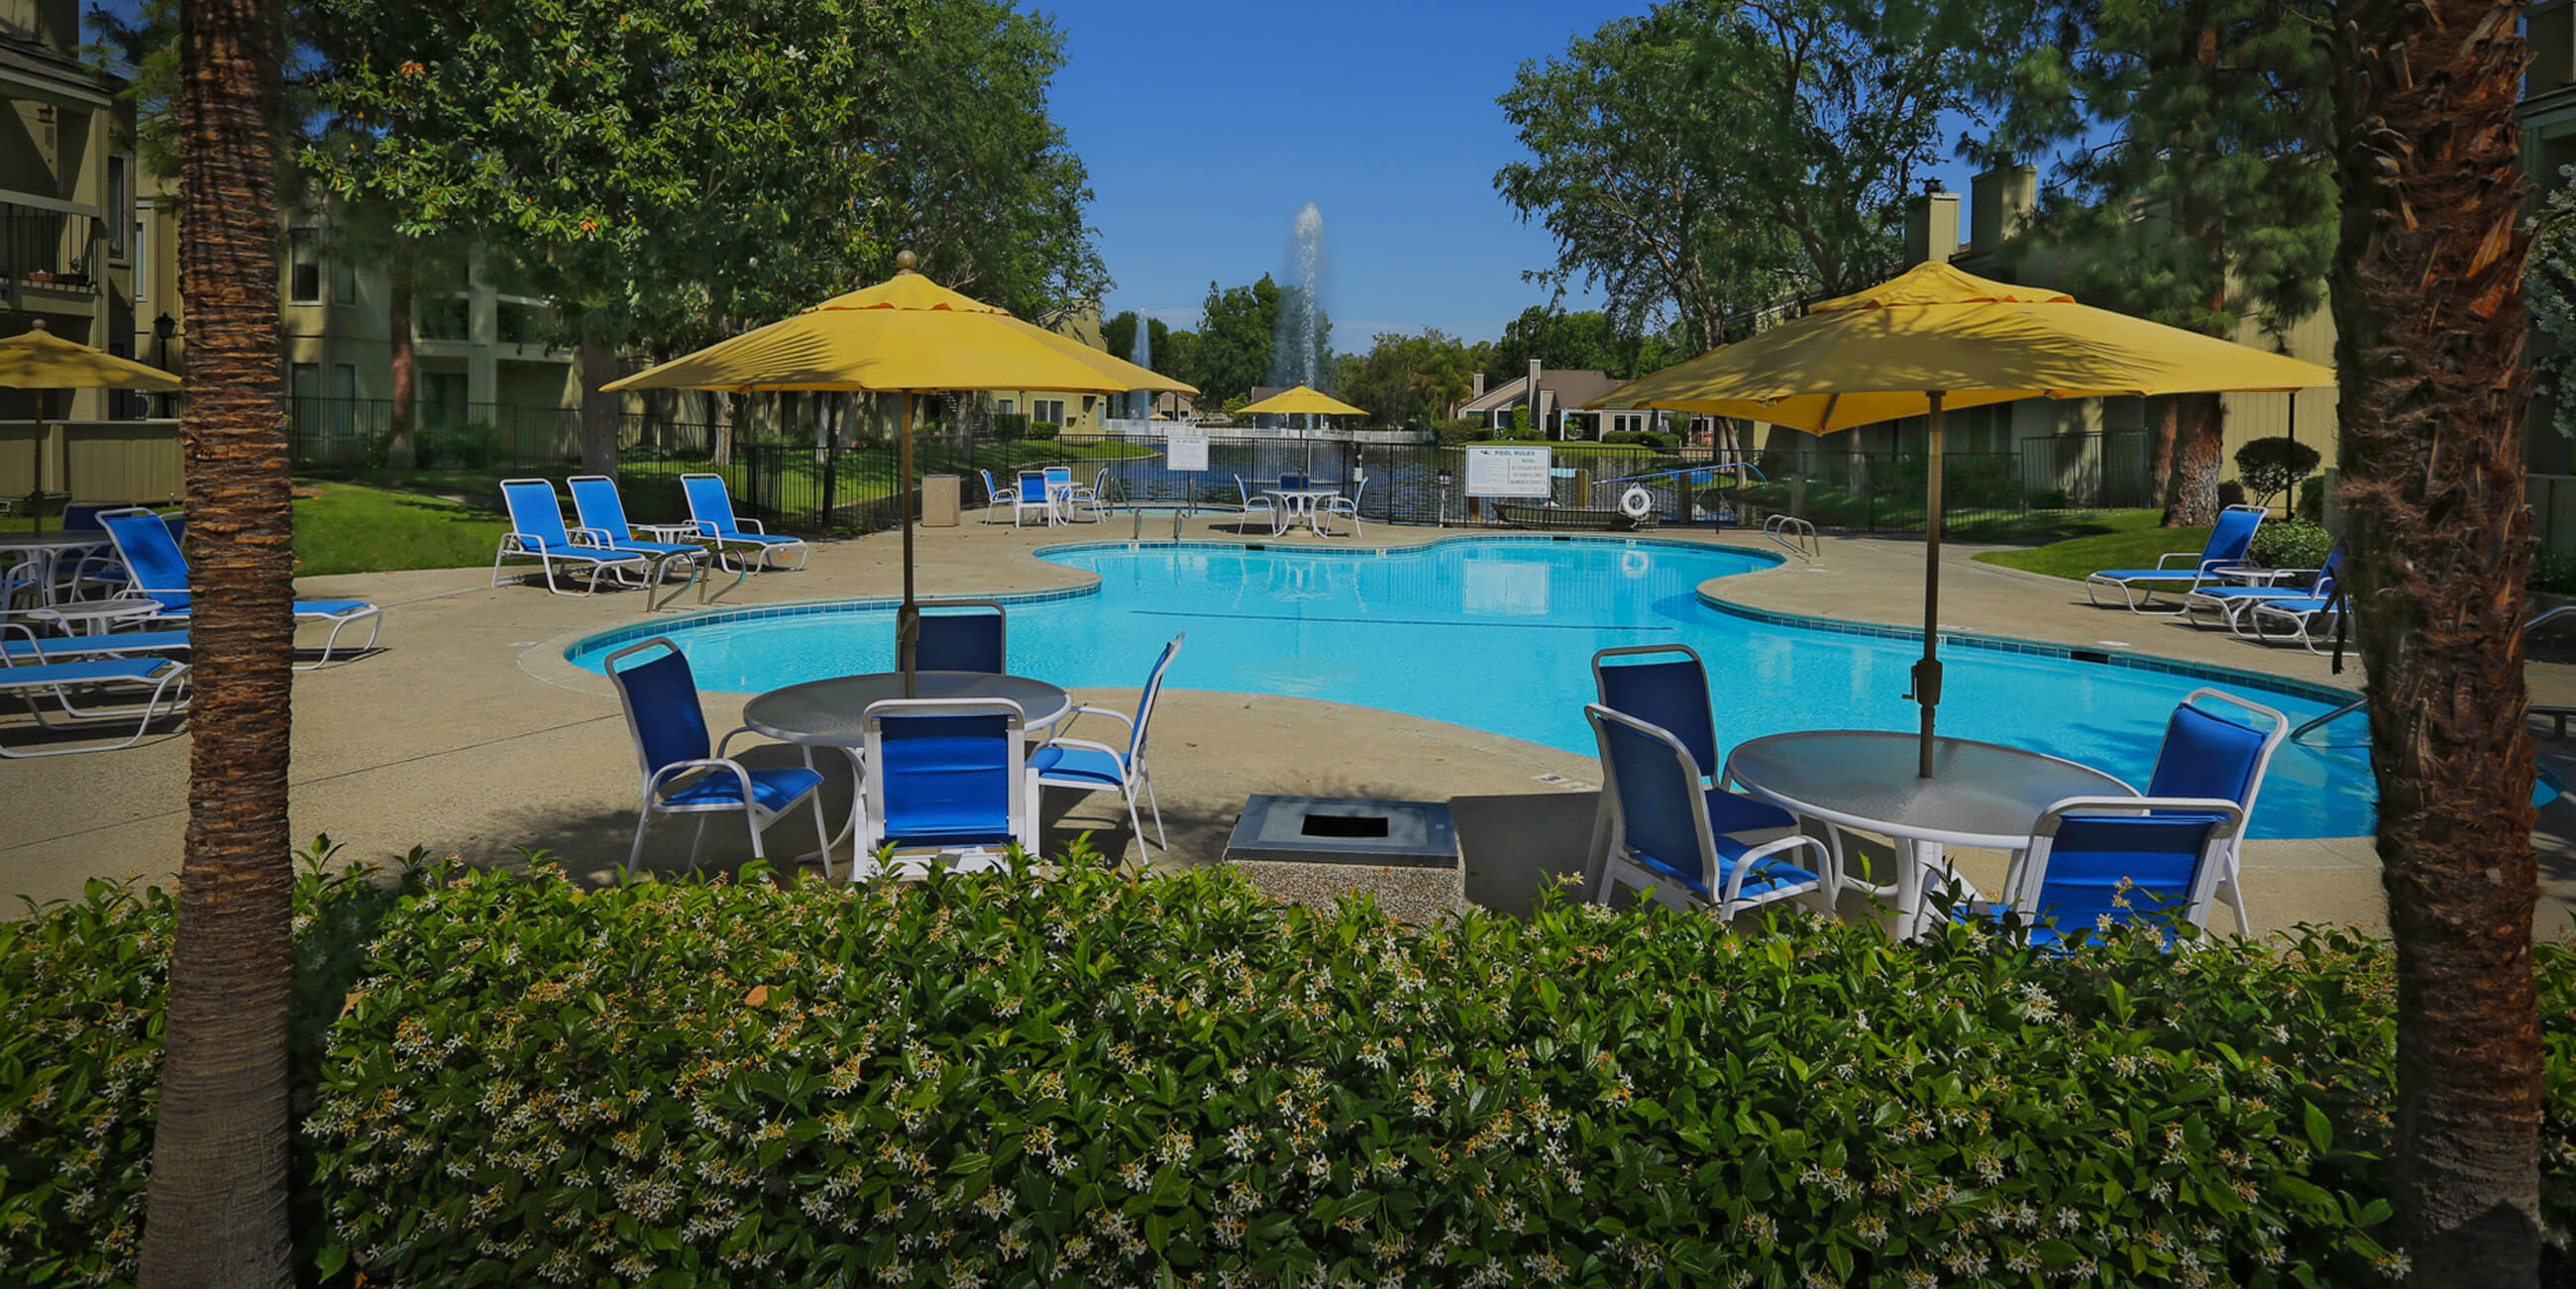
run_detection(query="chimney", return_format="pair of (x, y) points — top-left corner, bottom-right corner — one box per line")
(1528, 358), (1544, 435)
(1903, 185), (1962, 265)
(1471, 371), (1485, 398)
(1969, 164), (2037, 253)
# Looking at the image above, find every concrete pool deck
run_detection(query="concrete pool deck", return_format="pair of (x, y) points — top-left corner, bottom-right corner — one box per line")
(3, 511), (2569, 939)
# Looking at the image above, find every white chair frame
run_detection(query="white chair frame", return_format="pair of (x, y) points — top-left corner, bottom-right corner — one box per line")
(1010, 471), (1057, 528)
(607, 639), (828, 881)
(854, 696), (1038, 880)
(1318, 476), (1367, 538)
(680, 473), (810, 572)
(2084, 504), (2270, 613)
(0, 654), (190, 757)
(1234, 476), (1278, 533)
(1585, 702), (1833, 920)
(1993, 795), (2247, 936)
(1035, 633), (1183, 859)
(492, 479), (653, 597)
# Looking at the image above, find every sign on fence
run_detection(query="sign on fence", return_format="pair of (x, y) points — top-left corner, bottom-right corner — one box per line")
(1463, 445), (1553, 497)
(1165, 435), (1210, 473)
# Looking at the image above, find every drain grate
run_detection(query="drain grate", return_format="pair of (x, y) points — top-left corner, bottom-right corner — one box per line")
(1225, 796), (1458, 868)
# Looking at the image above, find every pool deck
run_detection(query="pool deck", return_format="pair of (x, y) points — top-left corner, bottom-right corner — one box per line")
(3, 511), (2569, 940)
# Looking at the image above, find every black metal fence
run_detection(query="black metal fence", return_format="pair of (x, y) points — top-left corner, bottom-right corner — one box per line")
(288, 397), (2155, 539)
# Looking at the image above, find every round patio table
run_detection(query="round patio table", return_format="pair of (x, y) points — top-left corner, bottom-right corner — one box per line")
(1723, 729), (2137, 936)
(0, 529), (114, 606)
(742, 671), (1072, 865)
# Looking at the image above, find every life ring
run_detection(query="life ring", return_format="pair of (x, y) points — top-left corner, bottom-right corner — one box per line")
(1618, 486), (1654, 518)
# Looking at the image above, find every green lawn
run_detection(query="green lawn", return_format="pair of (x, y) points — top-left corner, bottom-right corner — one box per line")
(1972, 514), (2210, 581)
(290, 480), (509, 577)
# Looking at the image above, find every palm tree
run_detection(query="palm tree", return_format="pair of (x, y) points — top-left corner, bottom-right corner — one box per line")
(138, 0), (298, 1283)
(2329, 1), (2544, 1282)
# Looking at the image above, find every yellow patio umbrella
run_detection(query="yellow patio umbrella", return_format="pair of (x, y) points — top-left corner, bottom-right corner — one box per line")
(0, 321), (181, 533)
(1237, 383), (1367, 476)
(1592, 261), (2335, 777)
(1237, 383), (1368, 418)
(604, 254), (1196, 690)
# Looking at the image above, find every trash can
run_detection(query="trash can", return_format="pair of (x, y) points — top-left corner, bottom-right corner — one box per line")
(921, 474), (961, 527)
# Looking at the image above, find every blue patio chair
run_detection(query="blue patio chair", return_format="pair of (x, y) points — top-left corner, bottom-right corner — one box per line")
(38, 500), (125, 600)
(912, 599), (1006, 674)
(680, 473), (809, 571)
(1033, 632), (1183, 857)
(1042, 466), (1103, 522)
(979, 469), (1034, 525)
(1586, 644), (1814, 894)
(1985, 795), (2248, 945)
(856, 696), (1037, 878)
(606, 638), (827, 880)
(0, 636), (190, 757)
(2130, 688), (2285, 933)
(1317, 476), (1366, 538)
(98, 507), (381, 668)
(2084, 504), (2267, 612)
(1234, 476), (1279, 533)
(1583, 702), (1832, 918)
(1007, 471), (1056, 527)
(491, 479), (654, 597)
(2183, 546), (2341, 633)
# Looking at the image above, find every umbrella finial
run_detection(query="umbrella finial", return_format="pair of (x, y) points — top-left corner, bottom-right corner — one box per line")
(28, 319), (47, 332)
(894, 249), (917, 274)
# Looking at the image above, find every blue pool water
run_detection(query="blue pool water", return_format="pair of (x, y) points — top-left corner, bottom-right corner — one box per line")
(568, 536), (2376, 839)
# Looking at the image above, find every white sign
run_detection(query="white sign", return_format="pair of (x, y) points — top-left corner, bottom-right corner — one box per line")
(1463, 445), (1554, 497)
(1166, 436), (1210, 473)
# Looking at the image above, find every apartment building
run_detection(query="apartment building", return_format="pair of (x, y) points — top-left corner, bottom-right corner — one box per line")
(0, 0), (139, 420)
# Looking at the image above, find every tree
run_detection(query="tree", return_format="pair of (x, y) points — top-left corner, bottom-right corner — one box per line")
(139, 0), (298, 1282)
(1498, 1), (1996, 350)
(1191, 276), (1283, 404)
(1975, 0), (2336, 525)
(854, 0), (1108, 319)
(1340, 329), (1480, 428)
(2233, 435), (2320, 510)
(305, 0), (906, 474)
(2328, 0), (2543, 1282)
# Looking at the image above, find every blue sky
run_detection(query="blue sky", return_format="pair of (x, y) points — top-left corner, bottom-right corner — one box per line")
(1041, 0), (1987, 347)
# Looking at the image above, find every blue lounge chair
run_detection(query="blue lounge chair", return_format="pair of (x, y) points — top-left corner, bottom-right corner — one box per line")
(1985, 796), (2248, 945)
(490, 479), (656, 597)
(1033, 633), (1183, 858)
(680, 473), (808, 571)
(1586, 644), (1813, 895)
(2183, 546), (2340, 633)
(1, 623), (190, 664)
(567, 475), (706, 597)
(98, 507), (381, 668)
(2084, 504), (2267, 612)
(912, 599), (1006, 674)
(855, 696), (1037, 879)
(0, 650), (190, 757)
(2246, 591), (2348, 655)
(606, 638), (827, 880)
(1584, 702), (1832, 918)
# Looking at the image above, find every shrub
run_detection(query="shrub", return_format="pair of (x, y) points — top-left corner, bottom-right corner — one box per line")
(2534, 545), (2576, 596)
(2299, 476), (2327, 522)
(1027, 420), (1060, 441)
(430, 420), (504, 470)
(989, 412), (1029, 442)
(2250, 516), (2334, 571)
(11, 855), (2575, 1287)
(2236, 436), (2322, 509)
(1432, 418), (1484, 447)
(2217, 480), (2248, 509)
(2026, 486), (2073, 510)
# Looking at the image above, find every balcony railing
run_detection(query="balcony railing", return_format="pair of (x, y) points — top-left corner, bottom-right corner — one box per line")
(0, 200), (95, 288)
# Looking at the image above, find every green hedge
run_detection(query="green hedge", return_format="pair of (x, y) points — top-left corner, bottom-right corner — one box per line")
(5, 850), (2574, 1287)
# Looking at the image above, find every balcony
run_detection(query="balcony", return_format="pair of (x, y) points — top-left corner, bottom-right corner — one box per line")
(0, 197), (95, 290)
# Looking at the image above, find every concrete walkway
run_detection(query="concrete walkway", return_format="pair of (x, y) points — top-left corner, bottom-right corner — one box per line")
(3, 511), (2568, 939)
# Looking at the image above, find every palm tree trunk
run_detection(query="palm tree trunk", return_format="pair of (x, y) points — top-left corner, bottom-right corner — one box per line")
(2331, 1), (2543, 1284)
(139, 0), (295, 1284)
(2160, 390), (2227, 525)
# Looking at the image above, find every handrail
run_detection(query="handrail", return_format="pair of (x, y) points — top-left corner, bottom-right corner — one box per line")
(2288, 697), (2365, 745)
(1763, 513), (1819, 562)
(2298, 607), (2574, 745)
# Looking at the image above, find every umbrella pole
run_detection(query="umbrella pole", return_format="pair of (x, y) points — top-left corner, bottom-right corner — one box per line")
(1912, 390), (1946, 779)
(30, 408), (46, 534)
(898, 390), (917, 698)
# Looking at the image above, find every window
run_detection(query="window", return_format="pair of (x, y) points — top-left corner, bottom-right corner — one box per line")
(131, 218), (144, 307)
(997, 398), (1015, 415)
(421, 371), (470, 427)
(1032, 397), (1065, 425)
(106, 158), (128, 261)
(288, 229), (320, 303)
(332, 364), (358, 433)
(418, 295), (471, 341)
(332, 252), (357, 305)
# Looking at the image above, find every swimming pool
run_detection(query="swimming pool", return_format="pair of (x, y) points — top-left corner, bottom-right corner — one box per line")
(566, 535), (2376, 839)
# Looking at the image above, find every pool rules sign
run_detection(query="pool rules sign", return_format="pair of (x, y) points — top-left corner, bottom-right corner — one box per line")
(1166, 435), (1210, 473)
(1463, 445), (1552, 497)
